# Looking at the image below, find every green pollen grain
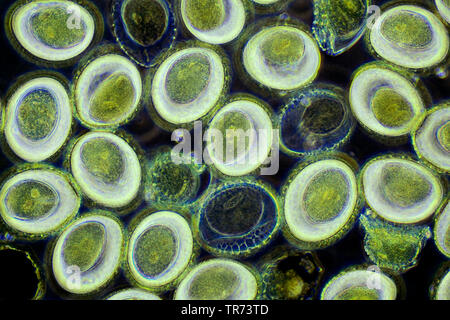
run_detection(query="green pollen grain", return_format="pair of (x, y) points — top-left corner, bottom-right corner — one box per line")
(123, 0), (168, 46)
(7, 181), (57, 219)
(165, 53), (211, 104)
(380, 12), (433, 48)
(188, 266), (239, 300)
(328, 0), (366, 37)
(335, 286), (380, 300)
(89, 73), (136, 123)
(302, 98), (344, 134)
(17, 89), (57, 140)
(81, 138), (125, 184)
(437, 121), (450, 152)
(31, 6), (85, 48)
(206, 188), (263, 235)
(381, 164), (431, 208)
(152, 162), (194, 199)
(185, 0), (226, 31)
(371, 88), (413, 128)
(213, 111), (253, 161)
(365, 224), (421, 270)
(303, 170), (349, 222)
(62, 222), (106, 272)
(134, 225), (177, 277)
(261, 30), (305, 66)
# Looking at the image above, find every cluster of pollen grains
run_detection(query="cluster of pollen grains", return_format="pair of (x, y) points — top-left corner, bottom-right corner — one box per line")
(0, 0), (449, 302)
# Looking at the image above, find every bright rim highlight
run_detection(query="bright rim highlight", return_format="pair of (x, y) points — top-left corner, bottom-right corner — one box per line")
(350, 64), (425, 138)
(52, 213), (123, 294)
(5, 76), (72, 162)
(151, 47), (225, 125)
(434, 201), (450, 258)
(243, 25), (321, 90)
(10, 0), (96, 62)
(180, 0), (246, 44)
(284, 159), (358, 244)
(70, 131), (141, 208)
(361, 156), (443, 224)
(321, 268), (397, 300)
(128, 210), (193, 288)
(413, 104), (450, 172)
(74, 54), (142, 128)
(0, 167), (79, 236)
(206, 97), (273, 176)
(369, 5), (449, 69)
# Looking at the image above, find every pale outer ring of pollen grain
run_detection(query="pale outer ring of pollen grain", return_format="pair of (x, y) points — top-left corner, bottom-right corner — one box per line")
(435, 201), (450, 258)
(206, 99), (273, 176)
(436, 269), (450, 300)
(174, 259), (258, 300)
(107, 288), (161, 300)
(152, 47), (224, 124)
(70, 131), (141, 208)
(436, 0), (450, 24)
(52, 215), (123, 294)
(362, 158), (443, 224)
(414, 107), (450, 171)
(5, 77), (72, 162)
(12, 0), (95, 61)
(0, 169), (79, 234)
(128, 211), (193, 288)
(181, 0), (246, 44)
(321, 270), (397, 300)
(243, 26), (321, 90)
(350, 67), (424, 137)
(284, 159), (358, 242)
(370, 5), (449, 69)
(252, 0), (279, 4)
(75, 54), (142, 127)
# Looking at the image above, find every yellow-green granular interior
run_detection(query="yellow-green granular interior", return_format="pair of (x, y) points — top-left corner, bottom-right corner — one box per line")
(185, 0), (226, 31)
(380, 164), (431, 208)
(261, 30), (305, 66)
(89, 72), (136, 123)
(328, 0), (367, 37)
(152, 162), (195, 199)
(365, 224), (421, 269)
(7, 181), (57, 219)
(334, 286), (380, 300)
(371, 87), (413, 128)
(165, 53), (211, 104)
(213, 110), (253, 162)
(188, 266), (239, 299)
(30, 6), (85, 48)
(380, 12), (433, 48)
(122, 0), (168, 46)
(62, 222), (106, 272)
(80, 138), (125, 184)
(302, 98), (345, 134)
(17, 89), (57, 140)
(437, 121), (450, 152)
(205, 188), (263, 235)
(303, 169), (349, 222)
(270, 269), (305, 300)
(134, 225), (177, 278)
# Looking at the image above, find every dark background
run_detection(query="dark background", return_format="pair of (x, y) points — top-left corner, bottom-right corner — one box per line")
(0, 0), (448, 300)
